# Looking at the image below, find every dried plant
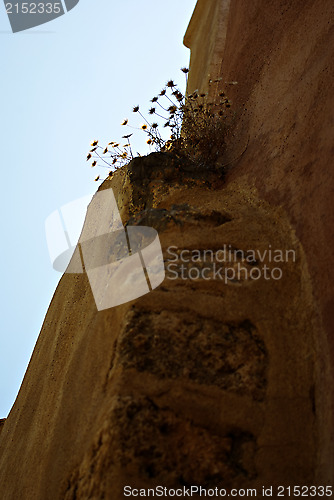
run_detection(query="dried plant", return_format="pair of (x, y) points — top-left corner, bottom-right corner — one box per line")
(88, 68), (234, 180)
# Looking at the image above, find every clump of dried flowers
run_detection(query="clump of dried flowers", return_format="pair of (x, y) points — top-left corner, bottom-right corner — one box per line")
(88, 68), (233, 180)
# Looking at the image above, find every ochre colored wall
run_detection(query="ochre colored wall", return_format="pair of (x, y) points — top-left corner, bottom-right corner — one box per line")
(0, 2), (333, 498)
(0, 154), (329, 497)
(185, 0), (334, 480)
(184, 0), (231, 94)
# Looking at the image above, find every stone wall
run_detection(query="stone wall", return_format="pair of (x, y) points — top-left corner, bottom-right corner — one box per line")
(0, 1), (333, 497)
(185, 0), (334, 482)
(0, 150), (330, 497)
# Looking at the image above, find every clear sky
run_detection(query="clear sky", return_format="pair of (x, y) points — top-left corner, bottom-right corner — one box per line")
(0, 0), (196, 417)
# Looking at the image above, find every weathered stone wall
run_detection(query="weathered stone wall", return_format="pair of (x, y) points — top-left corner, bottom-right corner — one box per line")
(0, 152), (330, 497)
(185, 0), (334, 482)
(0, 0), (333, 497)
(184, 0), (231, 96)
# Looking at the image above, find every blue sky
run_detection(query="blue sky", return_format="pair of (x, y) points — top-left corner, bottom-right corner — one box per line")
(0, 0), (196, 417)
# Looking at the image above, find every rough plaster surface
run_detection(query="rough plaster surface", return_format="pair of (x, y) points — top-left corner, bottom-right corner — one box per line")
(185, 0), (334, 481)
(0, 153), (329, 497)
(0, 0), (333, 496)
